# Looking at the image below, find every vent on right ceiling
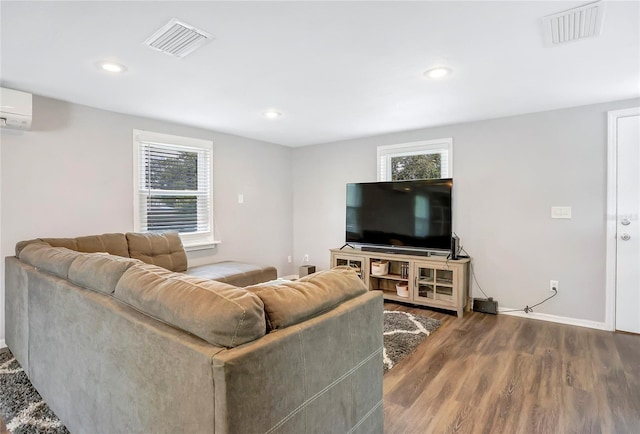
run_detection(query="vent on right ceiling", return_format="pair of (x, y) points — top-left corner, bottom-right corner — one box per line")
(542, 1), (605, 46)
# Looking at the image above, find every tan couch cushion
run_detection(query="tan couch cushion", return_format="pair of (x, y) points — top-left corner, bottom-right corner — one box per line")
(41, 233), (130, 257)
(245, 266), (368, 331)
(37, 237), (76, 251)
(15, 239), (42, 257)
(114, 264), (266, 347)
(68, 253), (142, 294)
(20, 244), (84, 279)
(126, 231), (188, 272)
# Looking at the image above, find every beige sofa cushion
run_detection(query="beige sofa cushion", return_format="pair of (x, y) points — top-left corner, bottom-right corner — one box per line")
(15, 239), (42, 257)
(114, 264), (266, 347)
(68, 253), (142, 294)
(126, 231), (188, 272)
(15, 233), (130, 258)
(40, 233), (130, 258)
(245, 266), (368, 331)
(19, 244), (84, 279)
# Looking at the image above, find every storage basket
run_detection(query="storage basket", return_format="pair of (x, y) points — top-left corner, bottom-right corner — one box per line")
(396, 282), (409, 298)
(371, 260), (389, 276)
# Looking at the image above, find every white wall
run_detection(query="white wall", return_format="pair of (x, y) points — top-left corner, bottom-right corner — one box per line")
(0, 123), (3, 347)
(3, 95), (639, 343)
(0, 95), (294, 343)
(292, 98), (640, 324)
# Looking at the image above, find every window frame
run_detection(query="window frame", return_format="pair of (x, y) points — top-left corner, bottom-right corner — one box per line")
(377, 138), (453, 181)
(133, 129), (216, 250)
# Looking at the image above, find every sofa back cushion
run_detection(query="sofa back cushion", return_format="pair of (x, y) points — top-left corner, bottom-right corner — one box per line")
(245, 267), (368, 331)
(15, 239), (42, 257)
(41, 233), (130, 258)
(68, 253), (141, 294)
(16, 233), (130, 258)
(19, 244), (84, 279)
(114, 264), (266, 347)
(126, 231), (188, 272)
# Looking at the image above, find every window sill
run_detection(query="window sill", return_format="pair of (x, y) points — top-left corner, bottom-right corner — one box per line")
(184, 240), (221, 252)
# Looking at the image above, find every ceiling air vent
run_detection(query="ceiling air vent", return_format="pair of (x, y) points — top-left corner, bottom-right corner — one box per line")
(144, 19), (213, 58)
(542, 1), (605, 46)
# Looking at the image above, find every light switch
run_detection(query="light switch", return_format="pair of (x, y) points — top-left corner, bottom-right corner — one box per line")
(238, 194), (244, 204)
(551, 206), (572, 219)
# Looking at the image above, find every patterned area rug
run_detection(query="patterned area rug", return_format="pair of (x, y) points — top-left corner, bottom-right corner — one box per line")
(383, 310), (441, 373)
(0, 350), (68, 434)
(0, 310), (440, 432)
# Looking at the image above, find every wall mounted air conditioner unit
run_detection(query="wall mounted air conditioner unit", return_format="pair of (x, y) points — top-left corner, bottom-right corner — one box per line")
(0, 87), (32, 130)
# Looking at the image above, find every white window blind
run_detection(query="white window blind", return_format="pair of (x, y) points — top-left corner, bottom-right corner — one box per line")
(377, 138), (453, 181)
(133, 130), (214, 248)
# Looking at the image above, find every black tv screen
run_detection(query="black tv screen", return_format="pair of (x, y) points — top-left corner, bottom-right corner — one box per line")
(346, 179), (452, 251)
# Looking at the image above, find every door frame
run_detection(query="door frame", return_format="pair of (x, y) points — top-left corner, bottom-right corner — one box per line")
(605, 107), (640, 331)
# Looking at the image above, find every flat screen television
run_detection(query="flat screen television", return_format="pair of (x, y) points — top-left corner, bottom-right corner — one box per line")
(345, 179), (452, 252)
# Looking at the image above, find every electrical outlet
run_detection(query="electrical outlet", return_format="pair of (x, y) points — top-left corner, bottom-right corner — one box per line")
(287, 256), (292, 264)
(550, 280), (559, 292)
(303, 254), (309, 263)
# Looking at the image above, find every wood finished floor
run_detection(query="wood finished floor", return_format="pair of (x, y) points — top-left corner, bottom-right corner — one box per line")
(1, 304), (638, 434)
(384, 302), (640, 434)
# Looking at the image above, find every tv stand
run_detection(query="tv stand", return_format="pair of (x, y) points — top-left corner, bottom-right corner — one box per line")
(330, 247), (470, 317)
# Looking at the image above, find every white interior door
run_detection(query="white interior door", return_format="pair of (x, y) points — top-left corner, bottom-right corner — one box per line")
(615, 111), (640, 333)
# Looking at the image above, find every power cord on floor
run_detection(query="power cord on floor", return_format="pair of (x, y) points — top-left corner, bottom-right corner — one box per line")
(460, 245), (558, 313)
(501, 288), (558, 313)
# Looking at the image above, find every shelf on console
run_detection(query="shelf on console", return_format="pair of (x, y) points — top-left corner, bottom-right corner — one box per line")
(370, 273), (407, 282)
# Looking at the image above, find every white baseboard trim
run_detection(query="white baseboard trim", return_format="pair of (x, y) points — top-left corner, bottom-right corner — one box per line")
(0, 339), (6, 349)
(499, 308), (609, 331)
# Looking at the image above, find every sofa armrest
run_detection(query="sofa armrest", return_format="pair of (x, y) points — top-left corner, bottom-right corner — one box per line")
(211, 291), (384, 434)
(5, 257), (30, 372)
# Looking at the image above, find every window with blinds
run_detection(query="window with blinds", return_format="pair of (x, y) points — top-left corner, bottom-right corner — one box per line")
(377, 138), (452, 182)
(133, 130), (214, 248)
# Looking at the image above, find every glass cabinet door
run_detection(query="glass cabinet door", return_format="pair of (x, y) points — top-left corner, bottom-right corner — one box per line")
(334, 256), (364, 280)
(435, 269), (454, 302)
(413, 263), (455, 305)
(415, 266), (435, 301)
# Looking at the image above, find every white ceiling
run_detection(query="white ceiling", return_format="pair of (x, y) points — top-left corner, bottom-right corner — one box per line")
(1, 1), (639, 147)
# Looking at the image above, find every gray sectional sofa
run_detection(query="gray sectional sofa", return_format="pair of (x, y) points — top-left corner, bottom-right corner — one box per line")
(5, 232), (383, 434)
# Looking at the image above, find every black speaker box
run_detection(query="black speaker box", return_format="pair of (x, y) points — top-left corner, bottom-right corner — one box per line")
(473, 297), (498, 315)
(299, 265), (316, 277)
(450, 234), (459, 260)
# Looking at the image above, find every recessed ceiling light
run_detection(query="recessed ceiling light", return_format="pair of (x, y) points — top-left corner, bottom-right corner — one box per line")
(263, 110), (282, 119)
(424, 67), (452, 79)
(97, 61), (127, 73)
